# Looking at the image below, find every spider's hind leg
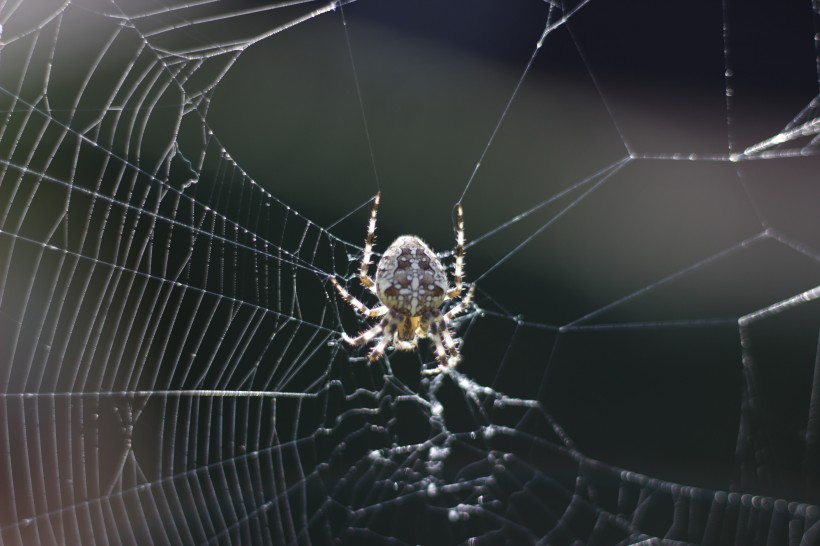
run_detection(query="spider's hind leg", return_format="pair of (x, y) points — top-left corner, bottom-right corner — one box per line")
(359, 192), (380, 293)
(446, 202), (465, 299)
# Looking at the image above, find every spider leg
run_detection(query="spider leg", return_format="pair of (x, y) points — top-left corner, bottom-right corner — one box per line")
(444, 284), (475, 320)
(359, 192), (380, 293)
(446, 202), (465, 299)
(367, 316), (399, 362)
(329, 277), (388, 318)
(342, 319), (385, 347)
(421, 311), (460, 375)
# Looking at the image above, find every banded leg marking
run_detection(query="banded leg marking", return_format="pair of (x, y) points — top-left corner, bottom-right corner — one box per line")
(359, 192), (380, 292)
(447, 202), (465, 299)
(330, 277), (388, 318)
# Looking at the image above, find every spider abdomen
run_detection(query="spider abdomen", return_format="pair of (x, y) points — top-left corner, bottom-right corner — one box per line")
(375, 236), (448, 316)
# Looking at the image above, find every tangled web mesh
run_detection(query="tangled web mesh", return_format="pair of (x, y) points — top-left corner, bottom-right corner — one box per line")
(1, 0), (819, 544)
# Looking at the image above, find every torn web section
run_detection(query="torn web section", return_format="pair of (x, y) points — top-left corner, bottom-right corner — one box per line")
(316, 367), (633, 545)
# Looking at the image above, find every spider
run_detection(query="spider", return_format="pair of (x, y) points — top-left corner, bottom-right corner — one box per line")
(330, 192), (475, 375)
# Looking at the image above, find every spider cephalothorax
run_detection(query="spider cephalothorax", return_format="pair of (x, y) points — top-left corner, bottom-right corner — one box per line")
(330, 193), (474, 374)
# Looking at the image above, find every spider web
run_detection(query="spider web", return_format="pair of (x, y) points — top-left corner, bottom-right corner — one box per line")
(1, 0), (819, 544)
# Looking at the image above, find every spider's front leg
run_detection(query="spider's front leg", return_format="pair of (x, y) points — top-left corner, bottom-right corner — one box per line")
(422, 311), (461, 375)
(365, 317), (399, 362)
(342, 320), (384, 347)
(424, 287), (474, 375)
(338, 313), (399, 363)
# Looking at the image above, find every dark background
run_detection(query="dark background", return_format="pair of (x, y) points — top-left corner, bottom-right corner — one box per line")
(1, 0), (819, 542)
(207, 0), (820, 503)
